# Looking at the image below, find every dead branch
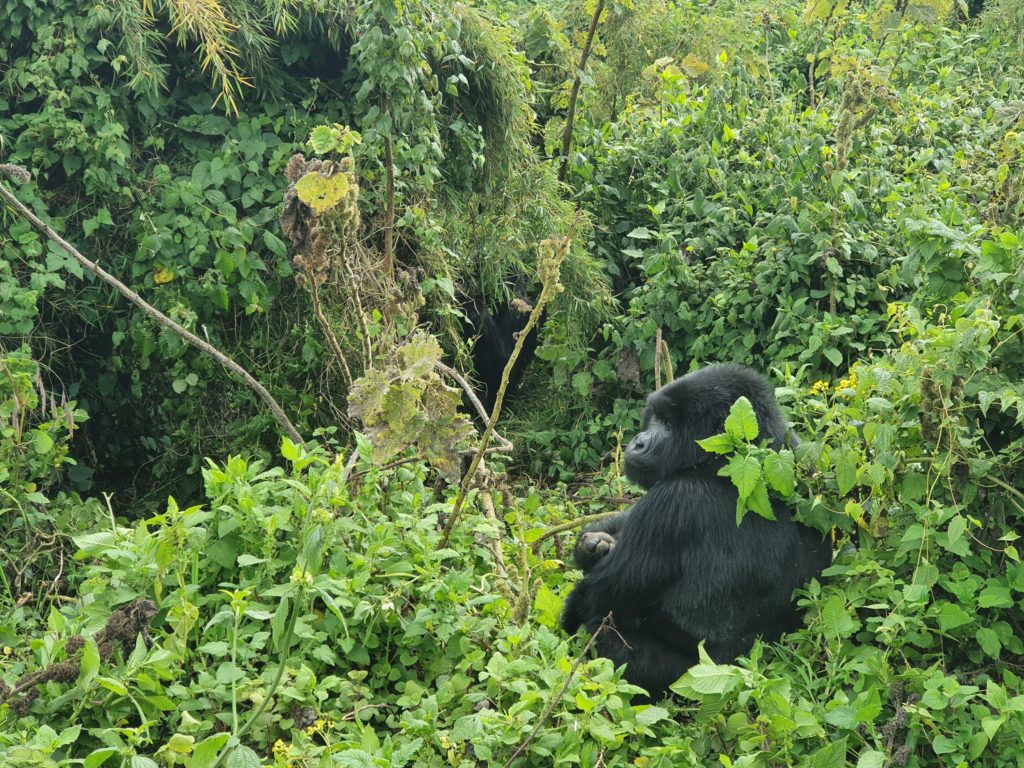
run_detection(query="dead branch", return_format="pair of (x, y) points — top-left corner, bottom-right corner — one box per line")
(0, 174), (304, 445)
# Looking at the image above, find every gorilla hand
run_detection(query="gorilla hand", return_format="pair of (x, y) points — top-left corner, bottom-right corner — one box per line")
(575, 530), (616, 571)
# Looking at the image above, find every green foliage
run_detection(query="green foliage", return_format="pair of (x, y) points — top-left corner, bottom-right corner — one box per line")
(0, 0), (608, 498)
(4, 1), (1024, 766)
(699, 397), (797, 523)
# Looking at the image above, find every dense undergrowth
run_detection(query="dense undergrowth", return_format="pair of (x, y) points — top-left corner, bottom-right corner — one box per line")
(3, 0), (1024, 765)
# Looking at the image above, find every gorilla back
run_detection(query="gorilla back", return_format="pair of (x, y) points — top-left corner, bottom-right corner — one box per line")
(561, 364), (831, 699)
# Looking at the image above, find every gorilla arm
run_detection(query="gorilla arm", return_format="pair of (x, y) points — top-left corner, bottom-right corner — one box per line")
(573, 511), (631, 571)
(561, 482), (691, 633)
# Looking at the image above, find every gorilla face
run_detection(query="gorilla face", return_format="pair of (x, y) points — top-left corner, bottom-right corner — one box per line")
(624, 363), (790, 489)
(624, 416), (673, 489)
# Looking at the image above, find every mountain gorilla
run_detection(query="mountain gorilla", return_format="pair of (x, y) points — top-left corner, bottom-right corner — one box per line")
(561, 364), (831, 699)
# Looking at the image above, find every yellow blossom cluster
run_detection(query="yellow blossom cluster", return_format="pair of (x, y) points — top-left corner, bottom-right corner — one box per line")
(836, 370), (859, 395)
(810, 380), (830, 395)
(306, 717), (335, 736)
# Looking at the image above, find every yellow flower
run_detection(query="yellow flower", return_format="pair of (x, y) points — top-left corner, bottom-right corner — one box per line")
(2, 646), (11, 656)
(273, 740), (287, 754)
(810, 380), (830, 395)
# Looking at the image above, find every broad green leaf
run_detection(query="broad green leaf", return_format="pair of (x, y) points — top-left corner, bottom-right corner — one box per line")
(80, 637), (100, 686)
(626, 226), (654, 240)
(190, 734), (230, 768)
(294, 171), (349, 214)
(946, 515), (967, 546)
(976, 627), (1001, 658)
(808, 737), (848, 768)
(834, 448), (858, 496)
(698, 433), (735, 454)
(724, 397), (759, 441)
(167, 734), (194, 754)
(745, 481), (775, 521)
(935, 601), (972, 631)
(84, 748), (118, 768)
(856, 750), (886, 768)
(674, 661), (743, 696)
(763, 451), (795, 496)
(726, 454), (761, 499)
(225, 746), (261, 768)
(978, 584), (1013, 608)
(281, 437), (299, 461)
(820, 597), (857, 638)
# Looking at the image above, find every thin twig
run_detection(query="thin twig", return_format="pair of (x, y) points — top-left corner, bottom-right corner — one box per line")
(558, 0), (605, 183)
(309, 278), (353, 389)
(481, 489), (517, 606)
(440, 217), (580, 546)
(501, 614), (612, 768)
(654, 328), (663, 390)
(338, 255), (373, 369)
(659, 336), (673, 382)
(0, 178), (304, 444)
(383, 134), (395, 277)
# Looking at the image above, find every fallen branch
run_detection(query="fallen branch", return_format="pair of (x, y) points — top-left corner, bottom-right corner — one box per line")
(0, 172), (304, 445)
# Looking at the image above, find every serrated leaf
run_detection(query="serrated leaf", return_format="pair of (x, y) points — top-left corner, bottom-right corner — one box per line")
(730, 454), (761, 499)
(225, 746), (261, 768)
(978, 584), (1012, 608)
(55, 724), (82, 748)
(309, 125), (339, 154)
(294, 171), (349, 214)
(763, 451), (795, 496)
(698, 433), (735, 454)
(724, 397), (759, 441)
(809, 737), (848, 768)
(746, 482), (775, 521)
(935, 601), (972, 631)
(674, 661), (742, 696)
(820, 596), (857, 638)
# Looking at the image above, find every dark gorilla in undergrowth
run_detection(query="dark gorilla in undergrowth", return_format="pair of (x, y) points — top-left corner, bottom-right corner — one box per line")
(561, 364), (832, 699)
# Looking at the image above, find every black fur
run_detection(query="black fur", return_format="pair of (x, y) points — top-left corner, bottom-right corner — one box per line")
(466, 301), (539, 416)
(561, 364), (831, 699)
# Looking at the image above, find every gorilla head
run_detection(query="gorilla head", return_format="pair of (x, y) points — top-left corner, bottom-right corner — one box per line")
(625, 364), (789, 488)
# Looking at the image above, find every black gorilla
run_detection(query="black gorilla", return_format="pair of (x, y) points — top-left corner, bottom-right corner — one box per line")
(561, 364), (831, 699)
(465, 299), (540, 416)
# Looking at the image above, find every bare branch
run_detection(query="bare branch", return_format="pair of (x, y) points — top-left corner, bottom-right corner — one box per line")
(0, 179), (304, 445)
